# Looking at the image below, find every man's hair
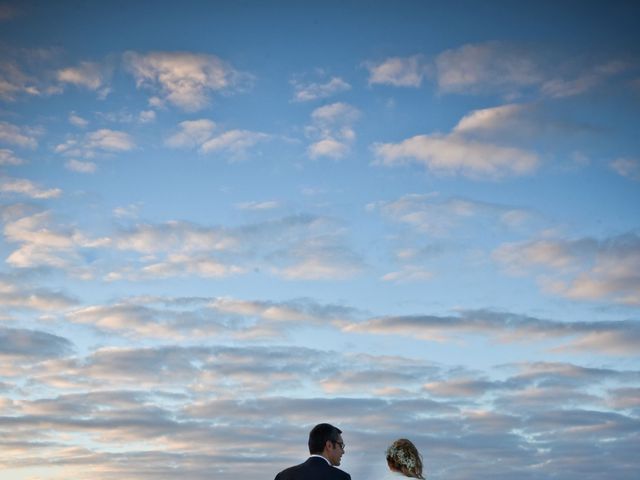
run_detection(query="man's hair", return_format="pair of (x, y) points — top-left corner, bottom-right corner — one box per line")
(308, 423), (342, 454)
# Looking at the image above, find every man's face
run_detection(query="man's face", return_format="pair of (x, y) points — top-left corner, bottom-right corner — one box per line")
(325, 435), (345, 466)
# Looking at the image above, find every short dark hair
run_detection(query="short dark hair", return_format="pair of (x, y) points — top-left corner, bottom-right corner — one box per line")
(308, 423), (342, 454)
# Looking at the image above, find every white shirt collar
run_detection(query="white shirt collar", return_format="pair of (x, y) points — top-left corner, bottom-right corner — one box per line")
(309, 454), (331, 465)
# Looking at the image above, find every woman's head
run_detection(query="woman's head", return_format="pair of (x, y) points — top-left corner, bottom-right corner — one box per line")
(386, 438), (424, 479)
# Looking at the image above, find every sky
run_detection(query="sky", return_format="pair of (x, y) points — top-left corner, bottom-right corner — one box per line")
(0, 0), (639, 479)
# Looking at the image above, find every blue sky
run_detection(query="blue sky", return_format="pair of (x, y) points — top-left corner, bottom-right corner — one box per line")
(1, 1), (639, 479)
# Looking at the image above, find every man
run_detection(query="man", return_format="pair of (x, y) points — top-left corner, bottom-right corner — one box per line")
(275, 423), (350, 480)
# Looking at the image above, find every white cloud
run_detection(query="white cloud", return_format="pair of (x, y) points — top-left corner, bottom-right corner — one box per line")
(200, 130), (269, 157)
(236, 200), (281, 211)
(124, 51), (247, 111)
(373, 133), (539, 179)
(307, 102), (360, 160)
(540, 60), (630, 98)
(165, 119), (217, 148)
(3, 211), (108, 271)
(308, 138), (348, 159)
(113, 203), (141, 219)
(139, 254), (246, 279)
(0, 277), (76, 312)
(138, 109), (156, 123)
(114, 221), (236, 255)
(291, 75), (351, 102)
(65, 159), (97, 174)
(381, 266), (433, 283)
(0, 148), (24, 166)
(493, 233), (640, 305)
(0, 46), (63, 101)
(57, 61), (108, 91)
(435, 42), (634, 99)
(435, 42), (541, 95)
(0, 121), (39, 149)
(310, 102), (360, 125)
(86, 129), (135, 151)
(274, 238), (364, 280)
(166, 119), (267, 158)
(68, 112), (89, 128)
(610, 158), (640, 181)
(0, 177), (61, 199)
(55, 129), (135, 158)
(344, 310), (640, 355)
(453, 103), (530, 136)
(372, 194), (532, 234)
(365, 55), (429, 87)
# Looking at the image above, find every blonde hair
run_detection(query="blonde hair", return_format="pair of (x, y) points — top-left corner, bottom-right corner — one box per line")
(385, 438), (424, 479)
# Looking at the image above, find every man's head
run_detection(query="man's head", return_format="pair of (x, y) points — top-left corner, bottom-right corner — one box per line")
(308, 423), (345, 466)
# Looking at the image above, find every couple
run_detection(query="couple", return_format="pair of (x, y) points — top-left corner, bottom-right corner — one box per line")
(274, 423), (425, 480)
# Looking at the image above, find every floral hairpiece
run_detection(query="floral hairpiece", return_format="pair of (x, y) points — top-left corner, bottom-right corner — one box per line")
(386, 444), (416, 470)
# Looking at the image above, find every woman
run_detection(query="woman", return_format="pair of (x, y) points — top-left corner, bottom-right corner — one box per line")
(385, 438), (425, 479)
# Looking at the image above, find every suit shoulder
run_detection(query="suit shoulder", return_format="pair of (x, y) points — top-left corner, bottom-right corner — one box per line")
(334, 468), (351, 480)
(275, 462), (306, 480)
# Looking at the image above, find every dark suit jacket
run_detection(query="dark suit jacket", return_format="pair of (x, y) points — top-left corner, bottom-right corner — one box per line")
(275, 456), (351, 480)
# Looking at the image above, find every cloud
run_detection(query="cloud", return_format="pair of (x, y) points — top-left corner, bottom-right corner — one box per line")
(200, 130), (269, 157)
(453, 103), (532, 137)
(0, 46), (63, 101)
(540, 59), (630, 98)
(0, 148), (24, 166)
(138, 109), (156, 123)
(0, 327), (74, 359)
(0, 177), (62, 199)
(86, 129), (135, 151)
(236, 200), (281, 211)
(166, 119), (267, 158)
(369, 193), (534, 236)
(3, 210), (108, 271)
(311, 102), (360, 125)
(344, 309), (640, 355)
(137, 254), (246, 280)
(373, 133), (539, 179)
(365, 55), (429, 87)
(272, 235), (365, 281)
(381, 266), (433, 283)
(66, 302), (226, 339)
(0, 121), (39, 149)
(107, 215), (363, 282)
(68, 112), (89, 128)
(307, 102), (360, 159)
(0, 277), (77, 312)
(610, 158), (640, 181)
(124, 51), (248, 111)
(291, 74), (351, 102)
(493, 233), (640, 305)
(435, 42), (634, 99)
(2, 212), (355, 282)
(165, 119), (217, 148)
(114, 220), (236, 255)
(308, 137), (349, 159)
(57, 61), (110, 93)
(55, 129), (135, 158)
(2, 335), (639, 480)
(435, 42), (541, 95)
(65, 159), (97, 174)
